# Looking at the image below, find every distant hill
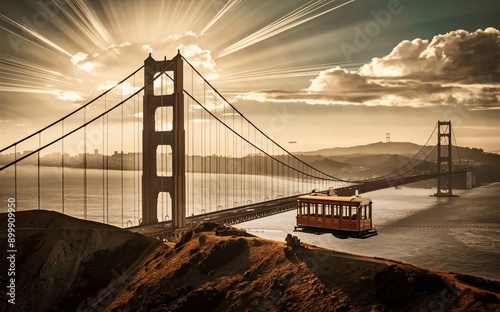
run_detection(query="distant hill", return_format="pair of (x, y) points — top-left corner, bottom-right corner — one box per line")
(342, 154), (411, 172)
(298, 142), (422, 157)
(295, 142), (500, 184)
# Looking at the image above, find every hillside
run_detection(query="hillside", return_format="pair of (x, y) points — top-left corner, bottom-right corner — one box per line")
(296, 142), (500, 183)
(0, 211), (160, 312)
(298, 142), (422, 157)
(2, 211), (499, 311)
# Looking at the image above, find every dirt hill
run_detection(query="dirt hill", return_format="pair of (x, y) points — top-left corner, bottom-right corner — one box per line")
(0, 210), (160, 312)
(1, 211), (499, 311)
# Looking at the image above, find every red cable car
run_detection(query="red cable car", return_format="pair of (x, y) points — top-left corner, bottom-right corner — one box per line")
(295, 192), (377, 238)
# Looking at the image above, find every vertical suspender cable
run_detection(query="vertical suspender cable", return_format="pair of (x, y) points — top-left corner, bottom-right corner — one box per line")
(287, 154), (290, 196)
(216, 95), (219, 209)
(167, 73), (170, 220)
(255, 129), (258, 201)
(201, 83), (205, 213)
(265, 137), (268, 200)
(160, 74), (164, 222)
(270, 143), (273, 199)
(38, 133), (41, 209)
(102, 96), (106, 223)
(260, 134), (263, 200)
(84, 106), (87, 220)
(14, 145), (17, 206)
(232, 106), (236, 207)
(166, 74), (169, 219)
(224, 101), (228, 209)
(209, 94), (213, 212)
(240, 112), (243, 205)
(121, 83), (124, 227)
(137, 77), (141, 224)
(240, 117), (243, 204)
(61, 120), (65, 213)
(190, 68), (195, 214)
(214, 97), (218, 211)
(104, 95), (110, 224)
(133, 74), (137, 225)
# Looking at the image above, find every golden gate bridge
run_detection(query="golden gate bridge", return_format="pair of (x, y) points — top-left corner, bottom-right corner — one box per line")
(0, 52), (471, 240)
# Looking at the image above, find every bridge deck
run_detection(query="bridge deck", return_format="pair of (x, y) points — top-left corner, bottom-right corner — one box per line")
(335, 171), (468, 196)
(129, 170), (468, 240)
(128, 195), (299, 239)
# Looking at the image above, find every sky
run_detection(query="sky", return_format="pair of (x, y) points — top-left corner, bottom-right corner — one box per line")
(1, 0), (499, 154)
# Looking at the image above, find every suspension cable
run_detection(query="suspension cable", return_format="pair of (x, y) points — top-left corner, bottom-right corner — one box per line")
(1, 62), (174, 171)
(162, 70), (341, 183)
(180, 55), (350, 183)
(354, 122), (439, 183)
(181, 84), (334, 181)
(0, 65), (145, 153)
(451, 127), (465, 170)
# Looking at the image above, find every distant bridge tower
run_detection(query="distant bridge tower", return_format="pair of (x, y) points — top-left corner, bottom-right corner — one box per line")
(434, 120), (457, 197)
(142, 53), (186, 230)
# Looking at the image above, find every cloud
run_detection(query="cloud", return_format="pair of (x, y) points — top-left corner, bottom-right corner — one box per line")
(96, 81), (138, 96)
(96, 80), (118, 91)
(71, 41), (134, 75)
(160, 32), (220, 80)
(71, 52), (88, 65)
(160, 31), (199, 46)
(360, 27), (500, 83)
(241, 28), (500, 108)
(50, 35), (220, 109)
(54, 90), (84, 102)
(308, 67), (372, 92)
(71, 51), (97, 73)
(180, 43), (219, 80)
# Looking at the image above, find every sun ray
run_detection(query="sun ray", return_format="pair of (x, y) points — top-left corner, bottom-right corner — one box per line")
(216, 60), (367, 83)
(200, 0), (245, 36)
(0, 82), (57, 94)
(217, 0), (356, 58)
(184, 0), (209, 32)
(0, 13), (73, 58)
(53, 0), (115, 50)
(0, 51), (88, 105)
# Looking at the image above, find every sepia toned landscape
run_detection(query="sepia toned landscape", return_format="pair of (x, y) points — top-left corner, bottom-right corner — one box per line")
(1, 0), (499, 311)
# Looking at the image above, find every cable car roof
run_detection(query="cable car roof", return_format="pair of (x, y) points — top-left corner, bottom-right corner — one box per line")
(298, 194), (372, 205)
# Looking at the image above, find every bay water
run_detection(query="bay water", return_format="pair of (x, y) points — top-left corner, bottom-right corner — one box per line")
(1, 166), (498, 280)
(239, 183), (500, 281)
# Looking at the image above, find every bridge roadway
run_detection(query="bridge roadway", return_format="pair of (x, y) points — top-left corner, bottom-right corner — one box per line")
(128, 170), (468, 240)
(128, 195), (299, 240)
(335, 171), (468, 196)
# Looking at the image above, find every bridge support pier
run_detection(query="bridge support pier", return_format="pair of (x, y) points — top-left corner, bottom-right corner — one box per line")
(434, 121), (458, 197)
(142, 52), (186, 229)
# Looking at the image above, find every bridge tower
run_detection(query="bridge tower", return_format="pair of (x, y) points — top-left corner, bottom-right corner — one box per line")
(435, 120), (457, 197)
(142, 52), (186, 230)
